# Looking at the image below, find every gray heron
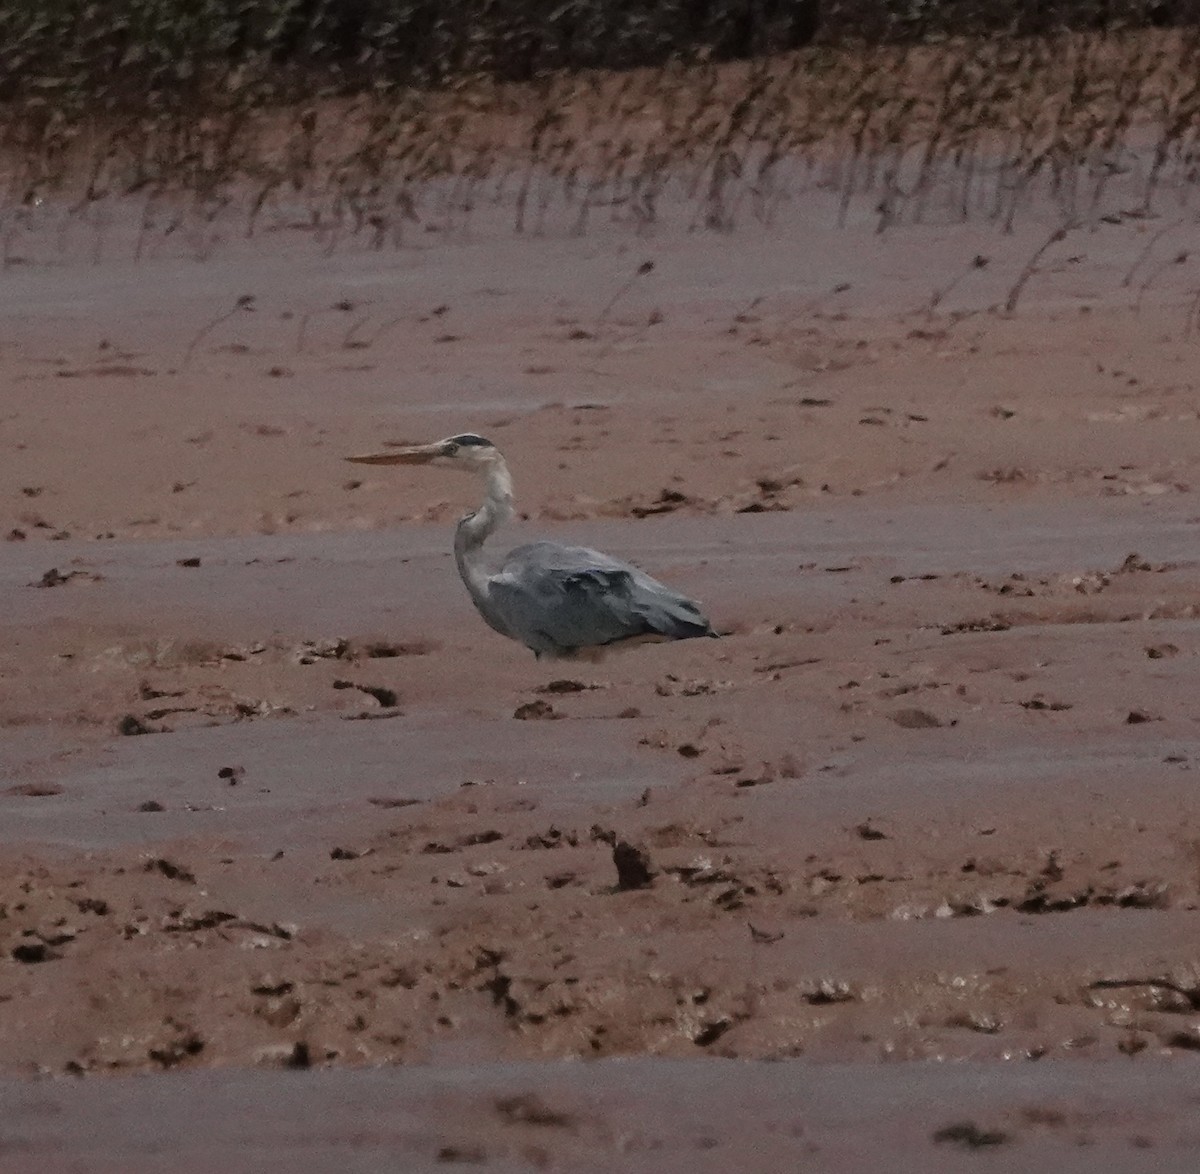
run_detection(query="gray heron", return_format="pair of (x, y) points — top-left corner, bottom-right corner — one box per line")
(346, 433), (717, 660)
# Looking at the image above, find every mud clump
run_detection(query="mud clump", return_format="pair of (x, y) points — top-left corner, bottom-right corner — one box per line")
(932, 1122), (1011, 1149)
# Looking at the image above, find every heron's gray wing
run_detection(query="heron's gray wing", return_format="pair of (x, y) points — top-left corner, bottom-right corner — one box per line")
(487, 541), (713, 656)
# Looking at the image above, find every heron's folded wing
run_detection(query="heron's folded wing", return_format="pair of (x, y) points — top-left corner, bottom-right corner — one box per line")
(499, 541), (635, 577)
(487, 565), (648, 651)
(489, 544), (711, 653)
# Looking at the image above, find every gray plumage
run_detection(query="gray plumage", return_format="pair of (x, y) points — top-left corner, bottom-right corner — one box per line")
(347, 434), (717, 659)
(486, 540), (715, 658)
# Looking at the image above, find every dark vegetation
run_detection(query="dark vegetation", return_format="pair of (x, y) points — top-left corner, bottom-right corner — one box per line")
(2, 0), (1196, 108)
(2, 0), (823, 105)
(3, 1), (1200, 255)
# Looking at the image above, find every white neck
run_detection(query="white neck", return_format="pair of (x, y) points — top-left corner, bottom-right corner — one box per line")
(454, 457), (514, 607)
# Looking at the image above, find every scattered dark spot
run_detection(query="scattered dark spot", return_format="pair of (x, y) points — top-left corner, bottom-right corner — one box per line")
(11, 942), (58, 964)
(1147, 644), (1179, 659)
(360, 684), (398, 707)
(330, 847), (361, 860)
(1016, 889), (1089, 914)
(677, 743), (703, 758)
(613, 840), (655, 890)
(285, 1041), (311, 1068)
(176, 557), (201, 568)
(947, 1011), (1002, 1034)
(932, 1122), (1010, 1149)
(139, 682), (181, 701)
(748, 923), (784, 944)
(333, 680), (399, 707)
(940, 618), (1011, 635)
(118, 715), (154, 736)
(482, 970), (520, 1018)
(423, 830), (503, 854)
(523, 826), (578, 850)
(1021, 696), (1072, 711)
(363, 640), (435, 658)
(536, 679), (595, 694)
(1117, 552), (1154, 573)
(855, 821), (887, 840)
(803, 980), (857, 1005)
(143, 705), (196, 721)
(380, 968), (416, 989)
(494, 1093), (575, 1128)
(692, 1019), (732, 1047)
(735, 772), (772, 788)
(1126, 709), (1158, 724)
(714, 886), (745, 910)
(163, 911), (237, 933)
(890, 708), (943, 729)
(34, 568), (76, 588)
(437, 1145), (487, 1164)
(4, 782), (63, 797)
(368, 796), (421, 809)
(145, 857), (196, 884)
(251, 980), (294, 997)
(514, 700), (559, 720)
(218, 766), (244, 785)
(137, 800), (165, 812)
(148, 1034), (205, 1068)
(1112, 883), (1170, 909)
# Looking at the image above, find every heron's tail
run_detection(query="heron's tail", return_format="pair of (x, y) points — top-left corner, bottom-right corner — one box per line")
(644, 598), (718, 643)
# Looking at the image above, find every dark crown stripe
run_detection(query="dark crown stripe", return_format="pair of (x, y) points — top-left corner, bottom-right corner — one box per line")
(447, 433), (492, 447)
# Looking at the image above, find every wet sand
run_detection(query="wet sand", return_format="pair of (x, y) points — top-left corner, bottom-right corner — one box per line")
(4, 172), (1200, 1167)
(7, 1058), (1200, 1173)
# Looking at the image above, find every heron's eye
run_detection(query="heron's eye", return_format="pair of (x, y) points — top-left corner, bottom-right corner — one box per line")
(444, 442), (459, 456)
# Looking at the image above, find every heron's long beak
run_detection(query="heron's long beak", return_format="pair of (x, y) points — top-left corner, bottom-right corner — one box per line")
(345, 443), (443, 466)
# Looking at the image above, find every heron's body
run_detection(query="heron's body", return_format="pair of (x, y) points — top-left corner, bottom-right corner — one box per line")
(347, 433), (716, 659)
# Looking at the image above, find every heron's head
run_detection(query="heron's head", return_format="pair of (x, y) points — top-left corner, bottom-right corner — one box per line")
(346, 433), (499, 472)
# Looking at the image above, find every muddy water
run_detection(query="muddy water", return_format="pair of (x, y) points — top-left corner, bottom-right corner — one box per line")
(6, 160), (1200, 1167)
(5, 1058), (1200, 1173)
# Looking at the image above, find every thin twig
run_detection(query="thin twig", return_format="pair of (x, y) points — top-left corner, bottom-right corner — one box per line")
(597, 260), (654, 323)
(922, 254), (990, 318)
(1122, 220), (1184, 288)
(183, 295), (255, 367)
(1002, 223), (1076, 316)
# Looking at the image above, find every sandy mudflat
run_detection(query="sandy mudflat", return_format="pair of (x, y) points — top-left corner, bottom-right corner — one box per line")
(4, 167), (1200, 1169)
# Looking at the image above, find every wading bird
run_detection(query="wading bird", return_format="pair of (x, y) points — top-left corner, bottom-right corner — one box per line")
(347, 434), (717, 660)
